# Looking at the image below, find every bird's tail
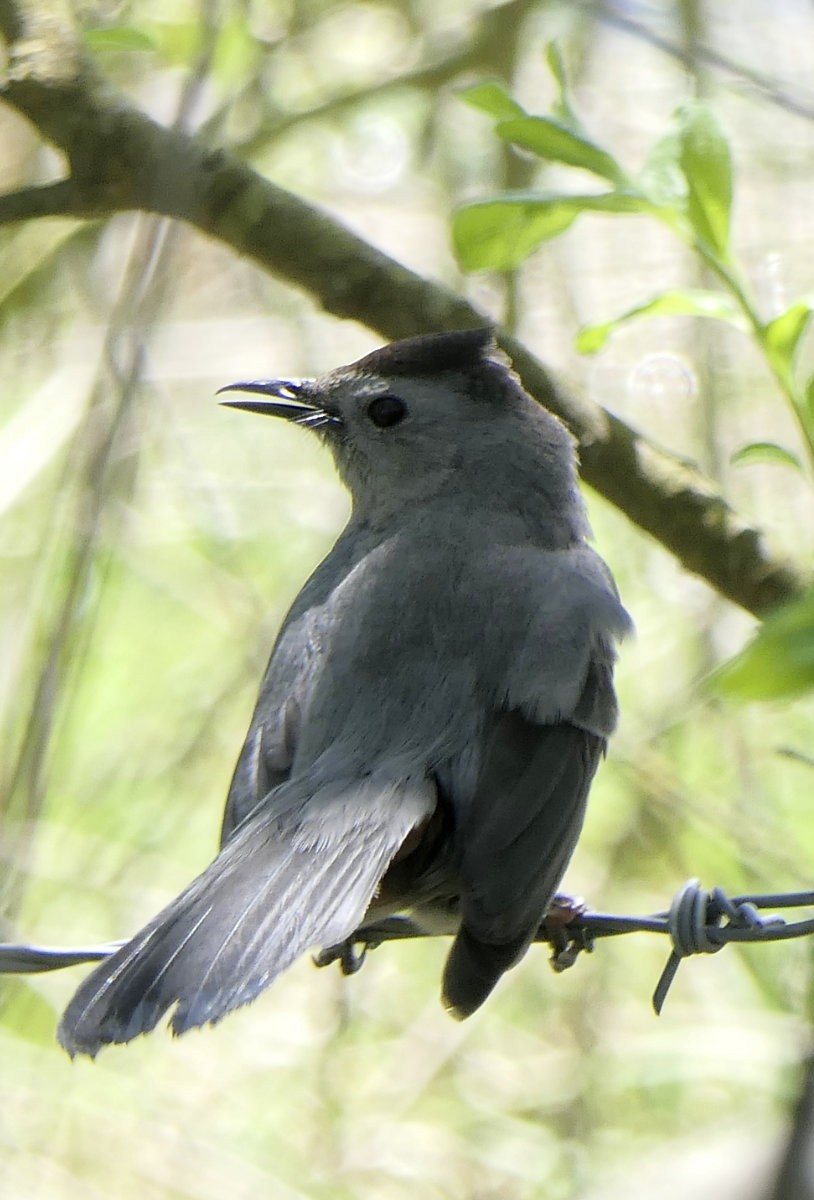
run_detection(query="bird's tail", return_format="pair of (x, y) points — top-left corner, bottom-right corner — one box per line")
(58, 773), (433, 1057)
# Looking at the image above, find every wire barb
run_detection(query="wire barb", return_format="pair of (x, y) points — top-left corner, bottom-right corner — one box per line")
(652, 880), (789, 1013)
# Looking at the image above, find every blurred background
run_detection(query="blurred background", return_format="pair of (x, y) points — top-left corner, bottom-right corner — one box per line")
(1, 1), (813, 1197)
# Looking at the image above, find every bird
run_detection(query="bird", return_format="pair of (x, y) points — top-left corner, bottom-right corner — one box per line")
(58, 327), (630, 1056)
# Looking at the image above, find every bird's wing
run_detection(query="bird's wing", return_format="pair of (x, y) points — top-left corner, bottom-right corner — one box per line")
(220, 597), (336, 845)
(442, 698), (608, 1019)
(220, 699), (299, 844)
(441, 546), (628, 1020)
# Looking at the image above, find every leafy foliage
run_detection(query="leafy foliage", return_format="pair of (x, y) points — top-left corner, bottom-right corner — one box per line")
(713, 587), (814, 699)
(454, 48), (814, 703)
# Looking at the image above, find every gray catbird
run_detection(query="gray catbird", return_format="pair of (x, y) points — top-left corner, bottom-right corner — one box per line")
(58, 328), (630, 1056)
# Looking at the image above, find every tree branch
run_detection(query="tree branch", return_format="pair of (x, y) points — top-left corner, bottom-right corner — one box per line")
(0, 179), (78, 222)
(0, 1), (806, 616)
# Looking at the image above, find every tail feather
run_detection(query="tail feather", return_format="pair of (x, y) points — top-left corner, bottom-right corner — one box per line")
(58, 775), (433, 1056)
(441, 925), (530, 1020)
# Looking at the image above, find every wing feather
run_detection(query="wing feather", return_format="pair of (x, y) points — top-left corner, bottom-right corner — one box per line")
(442, 658), (612, 1020)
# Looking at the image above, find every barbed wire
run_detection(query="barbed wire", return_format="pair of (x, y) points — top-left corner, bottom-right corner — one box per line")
(2, 880), (812, 1013)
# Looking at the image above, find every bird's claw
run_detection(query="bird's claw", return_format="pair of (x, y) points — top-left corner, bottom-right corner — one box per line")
(539, 893), (593, 973)
(313, 937), (374, 975)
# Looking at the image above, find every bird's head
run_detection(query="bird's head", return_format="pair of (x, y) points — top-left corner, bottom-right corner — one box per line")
(220, 329), (587, 544)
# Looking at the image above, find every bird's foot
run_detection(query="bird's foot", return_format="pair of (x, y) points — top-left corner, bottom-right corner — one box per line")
(314, 916), (428, 975)
(313, 939), (369, 975)
(539, 893), (593, 973)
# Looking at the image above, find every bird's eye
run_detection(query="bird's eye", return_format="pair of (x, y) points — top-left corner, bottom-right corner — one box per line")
(367, 394), (407, 429)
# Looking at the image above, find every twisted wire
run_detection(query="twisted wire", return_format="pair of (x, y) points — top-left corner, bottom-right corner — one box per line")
(2, 882), (812, 1014)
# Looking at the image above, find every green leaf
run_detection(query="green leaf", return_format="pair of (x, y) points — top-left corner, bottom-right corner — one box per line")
(459, 83), (525, 120)
(800, 374), (814, 455)
(544, 43), (578, 127)
(730, 442), (803, 471)
(639, 128), (687, 210)
(806, 374), (814, 424)
(212, 16), (262, 84)
(763, 298), (814, 365)
(576, 288), (746, 354)
(453, 192), (643, 271)
(545, 42), (568, 95)
(496, 117), (626, 184)
(712, 589), (814, 701)
(139, 19), (197, 66)
(83, 25), (157, 52)
(676, 102), (733, 256)
(454, 198), (578, 270)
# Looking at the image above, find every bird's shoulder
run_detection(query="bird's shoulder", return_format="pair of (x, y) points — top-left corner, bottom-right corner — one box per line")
(270, 511), (628, 679)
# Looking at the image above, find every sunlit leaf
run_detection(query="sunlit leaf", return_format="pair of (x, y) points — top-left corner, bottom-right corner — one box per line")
(576, 288), (746, 354)
(213, 17), (262, 84)
(454, 192), (642, 271)
(806, 373), (814, 423)
(454, 198), (578, 270)
(459, 83), (525, 120)
(712, 589), (814, 701)
(545, 42), (568, 95)
(544, 42), (578, 127)
(800, 373), (814, 456)
(730, 442), (803, 471)
(764, 298), (814, 365)
(496, 116), (626, 184)
(83, 25), (157, 53)
(141, 19), (198, 66)
(639, 128), (687, 210)
(676, 102), (733, 256)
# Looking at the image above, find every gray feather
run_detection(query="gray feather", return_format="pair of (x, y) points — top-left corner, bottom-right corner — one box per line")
(442, 693), (608, 1020)
(59, 774), (434, 1055)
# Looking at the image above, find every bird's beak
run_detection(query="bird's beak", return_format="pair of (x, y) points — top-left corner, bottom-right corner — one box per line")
(217, 379), (339, 430)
